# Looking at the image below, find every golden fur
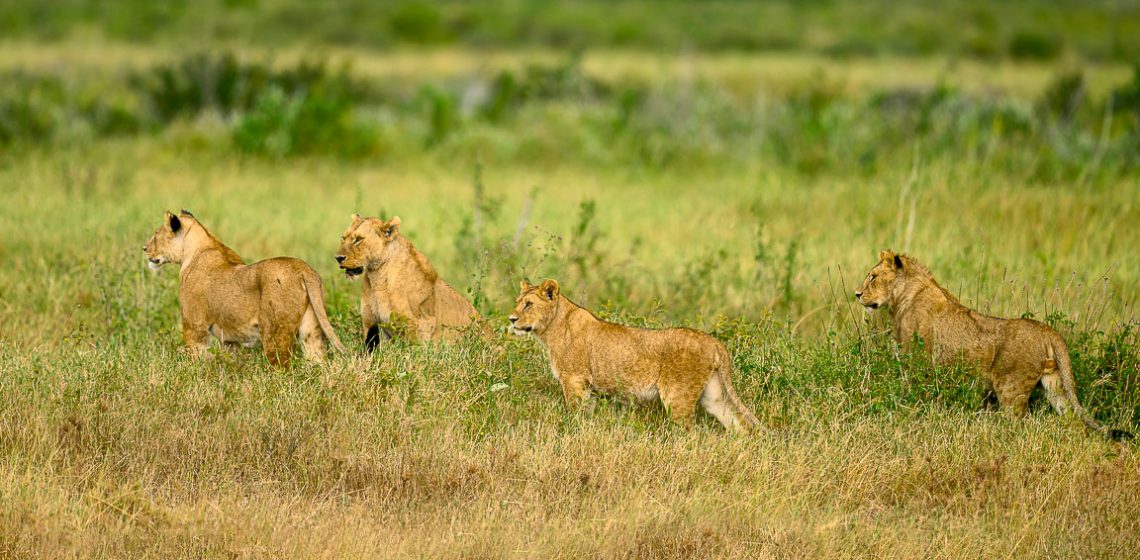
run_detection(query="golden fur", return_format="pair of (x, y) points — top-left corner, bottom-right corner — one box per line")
(856, 250), (1130, 439)
(143, 210), (343, 367)
(334, 214), (478, 349)
(508, 279), (761, 432)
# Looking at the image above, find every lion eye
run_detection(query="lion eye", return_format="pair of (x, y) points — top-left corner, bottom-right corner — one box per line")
(523, 302), (531, 310)
(352, 237), (363, 245)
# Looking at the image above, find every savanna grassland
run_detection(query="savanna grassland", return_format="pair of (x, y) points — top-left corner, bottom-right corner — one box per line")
(2, 1), (1140, 558)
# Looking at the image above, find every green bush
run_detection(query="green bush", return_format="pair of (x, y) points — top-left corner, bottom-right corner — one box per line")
(233, 85), (382, 158)
(387, 1), (449, 44)
(1008, 30), (1063, 61)
(0, 73), (145, 147)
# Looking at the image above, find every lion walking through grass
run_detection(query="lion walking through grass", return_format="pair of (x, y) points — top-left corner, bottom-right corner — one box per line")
(508, 279), (761, 432)
(856, 250), (1131, 440)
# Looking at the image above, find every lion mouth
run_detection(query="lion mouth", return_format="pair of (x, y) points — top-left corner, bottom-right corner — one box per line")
(146, 257), (163, 271)
(865, 302), (880, 310)
(342, 266), (364, 278)
(508, 325), (532, 336)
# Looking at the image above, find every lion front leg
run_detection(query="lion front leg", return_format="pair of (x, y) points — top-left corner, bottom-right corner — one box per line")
(560, 375), (594, 412)
(979, 379), (999, 412)
(181, 318), (210, 360)
(363, 320), (389, 352)
(415, 317), (437, 342)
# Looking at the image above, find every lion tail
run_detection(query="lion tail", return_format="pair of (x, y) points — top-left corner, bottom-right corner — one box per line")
(303, 272), (345, 353)
(1050, 342), (1131, 441)
(714, 345), (762, 432)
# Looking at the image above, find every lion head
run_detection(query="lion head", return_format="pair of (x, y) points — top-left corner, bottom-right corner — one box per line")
(143, 210), (193, 270)
(334, 214), (402, 279)
(855, 249), (907, 310)
(509, 279), (561, 336)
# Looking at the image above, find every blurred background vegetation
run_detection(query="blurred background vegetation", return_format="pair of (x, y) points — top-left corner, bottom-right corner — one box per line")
(0, 0), (1137, 171)
(2, 0), (1139, 61)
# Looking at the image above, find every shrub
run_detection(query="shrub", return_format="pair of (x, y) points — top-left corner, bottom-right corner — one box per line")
(233, 85), (382, 158)
(131, 52), (378, 123)
(1008, 30), (1063, 61)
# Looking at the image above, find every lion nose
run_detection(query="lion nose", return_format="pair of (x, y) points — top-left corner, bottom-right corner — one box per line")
(335, 255), (346, 264)
(854, 291), (862, 299)
(509, 316), (518, 323)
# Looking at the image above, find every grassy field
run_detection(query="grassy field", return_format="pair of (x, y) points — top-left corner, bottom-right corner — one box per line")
(2, 26), (1140, 560)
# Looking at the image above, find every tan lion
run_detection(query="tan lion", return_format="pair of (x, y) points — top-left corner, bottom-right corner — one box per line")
(144, 210), (343, 367)
(508, 279), (761, 432)
(856, 250), (1131, 440)
(334, 214), (479, 350)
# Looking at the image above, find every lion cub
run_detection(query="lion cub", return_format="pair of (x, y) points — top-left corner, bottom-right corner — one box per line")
(856, 250), (1131, 439)
(334, 214), (479, 349)
(144, 210), (343, 367)
(508, 279), (761, 432)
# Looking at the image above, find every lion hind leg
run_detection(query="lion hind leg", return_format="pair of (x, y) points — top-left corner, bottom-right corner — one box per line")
(659, 383), (699, 427)
(700, 374), (742, 431)
(1039, 355), (1071, 416)
(994, 378), (1033, 418)
(259, 320), (297, 369)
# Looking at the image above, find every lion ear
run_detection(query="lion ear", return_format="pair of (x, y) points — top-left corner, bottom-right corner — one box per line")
(539, 279), (559, 301)
(893, 254), (904, 270)
(166, 211), (182, 233)
(519, 280), (531, 292)
(350, 213), (363, 225)
(379, 216), (401, 238)
(878, 249), (895, 262)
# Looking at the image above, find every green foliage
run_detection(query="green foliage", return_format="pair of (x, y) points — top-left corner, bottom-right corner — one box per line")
(131, 52), (378, 121)
(2, 0), (1138, 63)
(387, 1), (448, 44)
(1038, 71), (1086, 123)
(0, 73), (144, 146)
(1008, 30), (1064, 61)
(2, 51), (1137, 179)
(233, 84), (382, 159)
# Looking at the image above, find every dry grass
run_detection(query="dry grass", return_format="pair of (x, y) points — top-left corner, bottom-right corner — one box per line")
(2, 341), (1137, 559)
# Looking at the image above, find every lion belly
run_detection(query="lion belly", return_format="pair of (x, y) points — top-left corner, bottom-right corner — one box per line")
(209, 321), (261, 347)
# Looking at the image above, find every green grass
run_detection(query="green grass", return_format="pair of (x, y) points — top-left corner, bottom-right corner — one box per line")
(1, 41), (1139, 558)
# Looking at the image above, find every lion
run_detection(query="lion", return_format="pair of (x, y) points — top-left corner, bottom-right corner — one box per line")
(334, 214), (479, 349)
(508, 279), (761, 432)
(143, 210), (344, 367)
(856, 250), (1131, 440)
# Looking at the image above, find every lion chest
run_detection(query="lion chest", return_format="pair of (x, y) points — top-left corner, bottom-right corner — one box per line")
(361, 292), (392, 325)
(361, 276), (396, 324)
